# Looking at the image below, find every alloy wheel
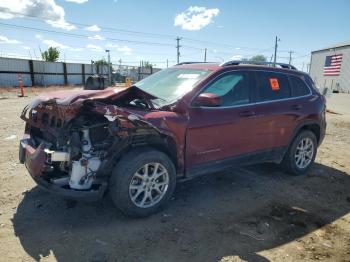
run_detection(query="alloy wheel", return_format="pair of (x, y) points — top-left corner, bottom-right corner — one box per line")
(129, 162), (169, 208)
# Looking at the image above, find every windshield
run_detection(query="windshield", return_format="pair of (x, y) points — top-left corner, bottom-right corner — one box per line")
(134, 68), (212, 105)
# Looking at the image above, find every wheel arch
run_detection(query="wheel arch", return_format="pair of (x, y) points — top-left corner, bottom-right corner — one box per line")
(278, 121), (321, 164)
(106, 133), (179, 176)
(294, 121), (321, 144)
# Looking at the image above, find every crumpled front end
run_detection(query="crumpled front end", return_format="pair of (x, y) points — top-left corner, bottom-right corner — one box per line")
(19, 87), (184, 200)
(19, 100), (116, 200)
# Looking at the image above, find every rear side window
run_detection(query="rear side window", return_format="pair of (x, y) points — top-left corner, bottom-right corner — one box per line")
(255, 71), (291, 102)
(289, 75), (311, 97)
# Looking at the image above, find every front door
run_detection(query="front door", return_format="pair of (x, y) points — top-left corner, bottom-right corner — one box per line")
(186, 70), (257, 170)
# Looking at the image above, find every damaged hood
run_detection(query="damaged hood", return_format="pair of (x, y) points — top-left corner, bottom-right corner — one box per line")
(30, 87), (127, 107)
(30, 86), (159, 108)
(22, 86), (165, 125)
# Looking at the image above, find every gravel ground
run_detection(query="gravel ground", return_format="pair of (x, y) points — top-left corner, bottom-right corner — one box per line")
(0, 88), (350, 262)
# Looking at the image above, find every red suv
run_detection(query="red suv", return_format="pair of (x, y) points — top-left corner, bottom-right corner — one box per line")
(19, 61), (326, 217)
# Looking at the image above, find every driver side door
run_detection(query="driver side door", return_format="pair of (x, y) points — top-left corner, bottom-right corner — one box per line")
(185, 70), (257, 175)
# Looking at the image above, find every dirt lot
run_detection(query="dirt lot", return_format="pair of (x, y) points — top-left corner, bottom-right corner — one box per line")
(0, 88), (350, 262)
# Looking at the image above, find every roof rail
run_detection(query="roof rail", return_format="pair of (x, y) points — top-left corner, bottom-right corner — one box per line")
(176, 61), (214, 66)
(220, 60), (297, 70)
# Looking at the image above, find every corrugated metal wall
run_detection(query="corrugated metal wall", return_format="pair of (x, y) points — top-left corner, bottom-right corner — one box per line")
(309, 46), (350, 92)
(0, 57), (31, 86)
(0, 57), (108, 87)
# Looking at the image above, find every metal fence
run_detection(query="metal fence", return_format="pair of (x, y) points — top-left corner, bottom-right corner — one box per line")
(0, 57), (108, 87)
(113, 64), (162, 82)
(0, 57), (163, 87)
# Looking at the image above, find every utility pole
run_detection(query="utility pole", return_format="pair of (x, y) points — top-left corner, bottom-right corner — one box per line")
(288, 50), (294, 65)
(166, 59), (169, 68)
(105, 49), (111, 86)
(118, 58), (122, 74)
(176, 36), (182, 64)
(273, 36), (280, 67)
(204, 48), (207, 62)
(306, 63), (310, 73)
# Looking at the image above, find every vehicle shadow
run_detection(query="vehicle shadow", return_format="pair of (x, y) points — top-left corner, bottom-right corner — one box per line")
(12, 163), (350, 262)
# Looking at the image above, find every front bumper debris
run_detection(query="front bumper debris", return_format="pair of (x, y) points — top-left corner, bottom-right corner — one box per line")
(19, 136), (107, 201)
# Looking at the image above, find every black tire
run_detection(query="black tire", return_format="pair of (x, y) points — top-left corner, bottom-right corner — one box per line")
(109, 147), (176, 218)
(282, 130), (317, 175)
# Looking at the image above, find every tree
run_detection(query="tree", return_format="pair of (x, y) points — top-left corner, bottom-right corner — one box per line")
(94, 59), (108, 66)
(41, 47), (60, 62)
(142, 61), (154, 69)
(250, 55), (267, 62)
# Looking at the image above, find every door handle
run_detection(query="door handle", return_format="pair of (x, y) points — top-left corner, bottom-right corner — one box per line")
(291, 104), (302, 110)
(239, 110), (256, 117)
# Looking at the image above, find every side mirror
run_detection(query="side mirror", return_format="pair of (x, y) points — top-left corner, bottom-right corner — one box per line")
(194, 93), (222, 107)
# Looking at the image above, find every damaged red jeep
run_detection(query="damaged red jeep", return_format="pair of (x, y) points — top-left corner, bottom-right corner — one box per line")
(19, 61), (326, 217)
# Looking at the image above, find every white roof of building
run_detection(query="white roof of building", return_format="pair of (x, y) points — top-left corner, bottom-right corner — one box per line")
(312, 40), (350, 53)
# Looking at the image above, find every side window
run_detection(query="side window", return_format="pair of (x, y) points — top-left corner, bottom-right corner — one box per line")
(201, 72), (250, 106)
(289, 75), (311, 97)
(256, 71), (291, 102)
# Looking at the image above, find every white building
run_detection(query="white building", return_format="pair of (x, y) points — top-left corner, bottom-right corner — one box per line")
(309, 40), (350, 93)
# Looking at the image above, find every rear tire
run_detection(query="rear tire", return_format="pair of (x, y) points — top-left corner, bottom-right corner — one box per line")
(282, 130), (317, 175)
(109, 148), (176, 218)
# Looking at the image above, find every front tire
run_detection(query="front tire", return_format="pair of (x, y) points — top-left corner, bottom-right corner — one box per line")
(109, 148), (176, 218)
(282, 130), (317, 175)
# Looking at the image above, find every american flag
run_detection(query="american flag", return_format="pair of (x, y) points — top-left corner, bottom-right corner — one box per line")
(323, 54), (343, 76)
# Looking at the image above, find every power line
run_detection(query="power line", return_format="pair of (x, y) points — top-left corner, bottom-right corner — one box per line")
(183, 37), (275, 52)
(0, 10), (176, 40)
(1, 10), (277, 53)
(0, 22), (174, 47)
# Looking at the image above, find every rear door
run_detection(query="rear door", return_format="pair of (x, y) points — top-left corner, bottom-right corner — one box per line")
(251, 70), (301, 152)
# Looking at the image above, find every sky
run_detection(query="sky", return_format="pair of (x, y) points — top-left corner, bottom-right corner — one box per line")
(0, 0), (349, 69)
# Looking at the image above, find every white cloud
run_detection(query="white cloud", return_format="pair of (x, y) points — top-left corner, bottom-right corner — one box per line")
(65, 0), (88, 3)
(86, 44), (103, 52)
(0, 0), (76, 31)
(43, 39), (69, 49)
(2, 52), (29, 59)
(117, 45), (132, 55)
(42, 39), (82, 51)
(174, 6), (219, 31)
(47, 19), (75, 31)
(0, 35), (20, 44)
(106, 43), (118, 48)
(88, 34), (105, 41)
(85, 24), (101, 32)
(231, 55), (243, 60)
(22, 46), (31, 50)
(106, 43), (132, 55)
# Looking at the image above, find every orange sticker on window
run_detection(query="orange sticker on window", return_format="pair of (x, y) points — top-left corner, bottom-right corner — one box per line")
(269, 78), (280, 90)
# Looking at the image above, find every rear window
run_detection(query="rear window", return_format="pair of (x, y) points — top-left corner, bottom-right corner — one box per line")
(289, 76), (310, 96)
(289, 75), (311, 97)
(256, 71), (291, 102)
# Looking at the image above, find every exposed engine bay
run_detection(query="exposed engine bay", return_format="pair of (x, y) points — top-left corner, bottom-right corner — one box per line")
(20, 86), (177, 194)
